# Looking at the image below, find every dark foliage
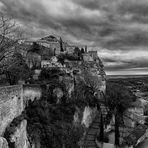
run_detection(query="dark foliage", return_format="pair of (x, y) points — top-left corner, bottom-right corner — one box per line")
(99, 113), (104, 142)
(57, 53), (80, 65)
(141, 85), (148, 92)
(74, 47), (82, 60)
(26, 98), (83, 148)
(106, 82), (136, 113)
(81, 48), (85, 53)
(115, 114), (120, 146)
(71, 79), (99, 108)
(60, 37), (64, 52)
(31, 42), (40, 53)
(4, 52), (32, 85)
(106, 82), (136, 145)
(39, 68), (64, 81)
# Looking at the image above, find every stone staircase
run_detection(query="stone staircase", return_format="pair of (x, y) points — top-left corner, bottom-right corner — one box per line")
(79, 113), (101, 148)
(79, 103), (108, 148)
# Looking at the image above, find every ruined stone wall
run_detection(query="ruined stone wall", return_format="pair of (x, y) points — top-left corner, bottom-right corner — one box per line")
(0, 85), (23, 136)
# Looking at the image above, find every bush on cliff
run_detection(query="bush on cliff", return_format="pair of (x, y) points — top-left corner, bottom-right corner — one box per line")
(57, 53), (81, 64)
(25, 98), (83, 148)
(39, 68), (64, 81)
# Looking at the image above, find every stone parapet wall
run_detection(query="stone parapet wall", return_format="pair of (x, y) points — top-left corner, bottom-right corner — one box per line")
(0, 85), (23, 136)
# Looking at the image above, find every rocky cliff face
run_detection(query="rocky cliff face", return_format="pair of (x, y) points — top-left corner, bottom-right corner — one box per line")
(9, 120), (29, 148)
(62, 52), (106, 128)
(0, 137), (8, 148)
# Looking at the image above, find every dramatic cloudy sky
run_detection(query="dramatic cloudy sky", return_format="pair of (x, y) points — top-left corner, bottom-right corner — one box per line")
(0, 0), (148, 75)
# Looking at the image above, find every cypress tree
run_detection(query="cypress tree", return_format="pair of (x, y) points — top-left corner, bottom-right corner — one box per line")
(115, 113), (120, 146)
(60, 37), (64, 52)
(99, 113), (104, 142)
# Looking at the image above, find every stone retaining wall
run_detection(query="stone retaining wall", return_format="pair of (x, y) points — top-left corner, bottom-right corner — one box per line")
(0, 85), (23, 136)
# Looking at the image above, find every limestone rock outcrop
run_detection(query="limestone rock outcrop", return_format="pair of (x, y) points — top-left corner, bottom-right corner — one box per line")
(9, 120), (29, 148)
(62, 52), (106, 128)
(0, 137), (9, 148)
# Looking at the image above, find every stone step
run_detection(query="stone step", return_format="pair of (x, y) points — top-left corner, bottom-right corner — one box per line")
(81, 145), (96, 148)
(84, 138), (95, 142)
(83, 142), (96, 146)
(85, 135), (95, 141)
(93, 121), (100, 125)
(86, 134), (95, 138)
(93, 118), (100, 122)
(87, 146), (96, 148)
(91, 124), (100, 129)
(87, 129), (98, 135)
(87, 133), (96, 136)
(80, 115), (102, 148)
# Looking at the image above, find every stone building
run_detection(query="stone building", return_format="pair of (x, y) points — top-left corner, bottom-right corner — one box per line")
(26, 42), (54, 69)
(24, 35), (67, 55)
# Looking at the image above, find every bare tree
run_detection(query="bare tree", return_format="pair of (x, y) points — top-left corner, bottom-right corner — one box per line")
(0, 12), (24, 72)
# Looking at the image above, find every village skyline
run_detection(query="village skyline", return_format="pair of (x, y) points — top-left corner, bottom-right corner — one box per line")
(0, 0), (148, 75)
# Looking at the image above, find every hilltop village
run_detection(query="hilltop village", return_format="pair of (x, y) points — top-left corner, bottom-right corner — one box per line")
(0, 34), (148, 148)
(0, 35), (106, 148)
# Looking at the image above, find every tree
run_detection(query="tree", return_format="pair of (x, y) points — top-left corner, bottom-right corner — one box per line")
(74, 47), (82, 60)
(31, 42), (40, 52)
(60, 37), (64, 52)
(0, 13), (24, 64)
(99, 113), (104, 142)
(3, 52), (32, 85)
(106, 82), (136, 146)
(81, 48), (85, 53)
(106, 82), (136, 113)
(115, 113), (120, 146)
(0, 13), (25, 83)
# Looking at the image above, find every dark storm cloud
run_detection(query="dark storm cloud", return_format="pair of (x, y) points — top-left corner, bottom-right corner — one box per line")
(1, 0), (148, 46)
(0, 0), (148, 74)
(0, 0), (102, 41)
(70, 0), (100, 10)
(118, 1), (148, 17)
(98, 48), (148, 74)
(0, 0), (62, 30)
(103, 31), (148, 49)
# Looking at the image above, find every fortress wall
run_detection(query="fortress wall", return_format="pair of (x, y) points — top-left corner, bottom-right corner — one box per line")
(0, 85), (23, 136)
